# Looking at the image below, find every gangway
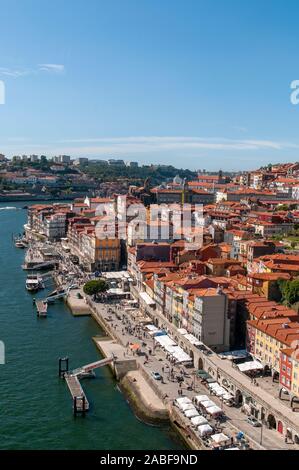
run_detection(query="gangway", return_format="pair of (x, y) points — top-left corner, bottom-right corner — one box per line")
(72, 357), (114, 377)
(60, 356), (114, 415)
(45, 287), (70, 303)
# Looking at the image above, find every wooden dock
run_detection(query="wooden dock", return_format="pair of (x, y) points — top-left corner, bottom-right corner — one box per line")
(35, 300), (48, 317)
(65, 374), (89, 413)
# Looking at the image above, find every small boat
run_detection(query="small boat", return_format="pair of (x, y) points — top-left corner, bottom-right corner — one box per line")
(0, 206), (18, 211)
(26, 274), (45, 292)
(15, 237), (28, 248)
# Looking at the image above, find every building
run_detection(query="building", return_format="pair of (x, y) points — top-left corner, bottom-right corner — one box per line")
(193, 287), (231, 351)
(73, 157), (88, 166)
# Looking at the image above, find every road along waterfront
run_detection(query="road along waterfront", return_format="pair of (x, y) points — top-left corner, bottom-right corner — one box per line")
(0, 203), (183, 450)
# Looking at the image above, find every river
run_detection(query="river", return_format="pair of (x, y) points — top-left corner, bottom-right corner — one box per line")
(0, 202), (183, 450)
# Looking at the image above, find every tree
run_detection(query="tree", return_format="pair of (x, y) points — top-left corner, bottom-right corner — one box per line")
(83, 279), (108, 297)
(278, 279), (299, 307)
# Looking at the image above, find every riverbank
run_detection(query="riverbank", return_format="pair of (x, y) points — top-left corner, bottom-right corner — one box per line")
(87, 298), (208, 450)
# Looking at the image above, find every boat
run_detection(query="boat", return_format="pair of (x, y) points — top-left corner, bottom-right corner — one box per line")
(0, 206), (18, 211)
(26, 275), (45, 292)
(15, 239), (28, 248)
(14, 237), (28, 248)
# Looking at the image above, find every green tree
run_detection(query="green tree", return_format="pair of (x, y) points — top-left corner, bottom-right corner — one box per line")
(83, 279), (108, 297)
(278, 279), (299, 307)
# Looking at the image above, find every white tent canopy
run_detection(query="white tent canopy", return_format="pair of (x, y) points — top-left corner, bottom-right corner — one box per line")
(180, 403), (195, 412)
(177, 328), (187, 335)
(191, 415), (208, 426)
(200, 400), (216, 409)
(170, 346), (192, 363)
(197, 424), (213, 437)
(237, 360), (263, 373)
(222, 392), (234, 401)
(194, 394), (210, 404)
(184, 333), (201, 346)
(184, 408), (199, 418)
(139, 291), (156, 306)
(206, 405), (223, 416)
(211, 433), (229, 444)
(154, 335), (176, 348)
(175, 397), (192, 406)
(145, 324), (158, 332)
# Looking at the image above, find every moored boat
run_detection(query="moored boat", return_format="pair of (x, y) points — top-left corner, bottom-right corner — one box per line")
(26, 275), (45, 292)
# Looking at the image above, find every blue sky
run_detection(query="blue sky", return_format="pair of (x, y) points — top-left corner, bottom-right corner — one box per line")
(1, 0), (299, 170)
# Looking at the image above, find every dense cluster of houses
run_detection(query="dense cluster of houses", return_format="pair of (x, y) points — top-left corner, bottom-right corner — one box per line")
(25, 162), (299, 402)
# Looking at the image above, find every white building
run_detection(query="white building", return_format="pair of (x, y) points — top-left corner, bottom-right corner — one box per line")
(193, 288), (230, 351)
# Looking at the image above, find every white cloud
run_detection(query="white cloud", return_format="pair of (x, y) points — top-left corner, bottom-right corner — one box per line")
(0, 64), (65, 78)
(54, 136), (289, 153)
(38, 64), (65, 73)
(0, 67), (30, 78)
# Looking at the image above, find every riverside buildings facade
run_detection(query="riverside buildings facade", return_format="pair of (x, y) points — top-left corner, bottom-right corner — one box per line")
(24, 161), (299, 442)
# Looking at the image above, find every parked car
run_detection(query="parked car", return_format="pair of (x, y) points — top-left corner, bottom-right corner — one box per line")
(151, 371), (162, 381)
(247, 416), (261, 427)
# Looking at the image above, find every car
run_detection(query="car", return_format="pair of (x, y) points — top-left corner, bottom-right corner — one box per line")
(151, 371), (162, 380)
(247, 417), (261, 427)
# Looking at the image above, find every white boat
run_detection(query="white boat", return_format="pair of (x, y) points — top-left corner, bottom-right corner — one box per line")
(26, 275), (45, 292)
(15, 236), (28, 248)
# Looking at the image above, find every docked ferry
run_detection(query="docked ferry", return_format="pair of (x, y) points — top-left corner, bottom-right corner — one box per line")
(25, 275), (45, 292)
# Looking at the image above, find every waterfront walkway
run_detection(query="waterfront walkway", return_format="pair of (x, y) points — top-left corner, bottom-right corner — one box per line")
(89, 299), (296, 450)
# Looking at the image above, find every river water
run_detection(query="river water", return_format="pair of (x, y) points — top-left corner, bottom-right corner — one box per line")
(0, 202), (183, 450)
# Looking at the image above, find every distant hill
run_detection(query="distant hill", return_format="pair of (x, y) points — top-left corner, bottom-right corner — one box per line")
(81, 162), (197, 185)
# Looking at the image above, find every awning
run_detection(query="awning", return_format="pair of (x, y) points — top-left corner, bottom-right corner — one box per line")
(154, 335), (176, 348)
(237, 360), (263, 373)
(211, 433), (229, 444)
(206, 405), (223, 416)
(197, 424), (213, 437)
(191, 415), (208, 426)
(139, 291), (156, 306)
(200, 399), (217, 409)
(184, 408), (199, 418)
(184, 333), (201, 346)
(177, 328), (187, 335)
(194, 394), (210, 404)
(175, 397), (192, 406)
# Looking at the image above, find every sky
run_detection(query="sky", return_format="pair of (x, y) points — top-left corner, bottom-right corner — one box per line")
(1, 0), (299, 170)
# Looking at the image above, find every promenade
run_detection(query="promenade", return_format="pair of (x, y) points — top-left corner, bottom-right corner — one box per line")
(89, 297), (296, 450)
